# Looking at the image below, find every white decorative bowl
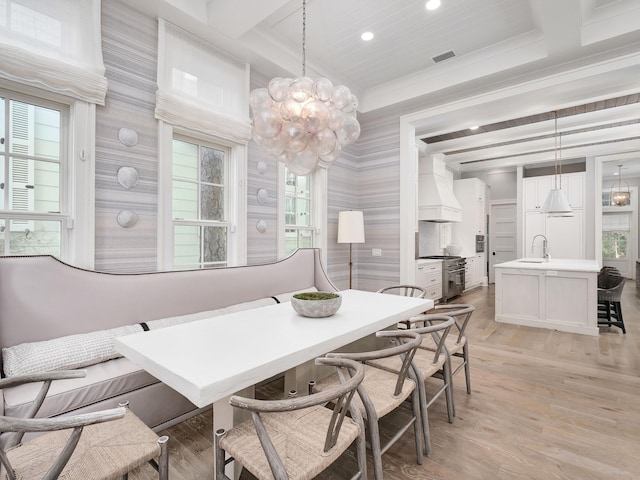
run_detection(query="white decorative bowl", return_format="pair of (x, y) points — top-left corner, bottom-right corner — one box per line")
(291, 292), (342, 318)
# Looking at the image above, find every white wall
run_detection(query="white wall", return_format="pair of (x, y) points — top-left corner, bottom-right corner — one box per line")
(463, 170), (517, 201)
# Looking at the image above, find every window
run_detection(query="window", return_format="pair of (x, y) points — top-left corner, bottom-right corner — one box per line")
(602, 211), (631, 260)
(171, 136), (231, 269)
(0, 91), (67, 257)
(284, 168), (314, 256)
(155, 20), (249, 271)
(278, 164), (327, 260)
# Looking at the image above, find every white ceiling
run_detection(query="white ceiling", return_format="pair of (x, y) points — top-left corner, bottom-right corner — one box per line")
(129, 0), (640, 174)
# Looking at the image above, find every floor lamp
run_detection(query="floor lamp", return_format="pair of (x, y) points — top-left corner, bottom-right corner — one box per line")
(337, 211), (365, 289)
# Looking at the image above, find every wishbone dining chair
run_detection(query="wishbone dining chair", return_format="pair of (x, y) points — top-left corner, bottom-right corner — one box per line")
(214, 357), (367, 480)
(0, 370), (169, 480)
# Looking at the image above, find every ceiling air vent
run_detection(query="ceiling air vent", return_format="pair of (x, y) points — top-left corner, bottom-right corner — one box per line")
(432, 50), (456, 63)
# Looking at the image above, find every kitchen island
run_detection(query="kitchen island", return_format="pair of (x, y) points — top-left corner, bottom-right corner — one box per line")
(494, 258), (599, 336)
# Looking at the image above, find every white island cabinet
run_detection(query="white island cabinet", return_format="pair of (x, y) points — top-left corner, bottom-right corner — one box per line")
(494, 258), (599, 336)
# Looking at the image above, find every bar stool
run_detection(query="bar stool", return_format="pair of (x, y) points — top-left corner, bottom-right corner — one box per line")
(598, 273), (626, 334)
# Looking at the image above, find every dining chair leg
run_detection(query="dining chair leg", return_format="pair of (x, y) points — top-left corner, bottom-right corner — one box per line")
(355, 426), (368, 480)
(411, 389), (425, 466)
(443, 359), (454, 423)
(214, 429), (230, 480)
(158, 435), (169, 480)
(462, 343), (471, 394)
(417, 379), (433, 457)
(367, 413), (385, 480)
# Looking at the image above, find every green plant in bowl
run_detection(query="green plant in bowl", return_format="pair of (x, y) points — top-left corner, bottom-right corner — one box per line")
(291, 291), (342, 317)
(293, 292), (340, 301)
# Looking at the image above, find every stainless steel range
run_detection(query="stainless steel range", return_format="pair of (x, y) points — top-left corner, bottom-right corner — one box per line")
(420, 255), (466, 302)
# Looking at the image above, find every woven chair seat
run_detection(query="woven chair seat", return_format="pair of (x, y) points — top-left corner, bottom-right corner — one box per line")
(420, 334), (466, 356)
(5, 410), (161, 480)
(314, 364), (416, 419)
(218, 404), (362, 480)
(368, 348), (447, 380)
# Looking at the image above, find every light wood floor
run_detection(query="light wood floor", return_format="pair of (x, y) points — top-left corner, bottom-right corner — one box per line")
(131, 282), (640, 480)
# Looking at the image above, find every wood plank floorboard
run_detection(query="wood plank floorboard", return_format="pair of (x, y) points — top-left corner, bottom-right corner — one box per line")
(129, 281), (640, 480)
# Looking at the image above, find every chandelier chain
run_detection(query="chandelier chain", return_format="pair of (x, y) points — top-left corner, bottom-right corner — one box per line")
(302, 0), (306, 76)
(558, 123), (562, 189)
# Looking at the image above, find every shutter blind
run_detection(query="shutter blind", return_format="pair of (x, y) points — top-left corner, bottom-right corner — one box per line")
(9, 101), (35, 231)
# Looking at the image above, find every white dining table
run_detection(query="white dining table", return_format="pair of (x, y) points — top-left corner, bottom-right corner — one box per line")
(114, 289), (433, 475)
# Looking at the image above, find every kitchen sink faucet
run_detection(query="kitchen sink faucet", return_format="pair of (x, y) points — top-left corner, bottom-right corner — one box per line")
(531, 234), (550, 261)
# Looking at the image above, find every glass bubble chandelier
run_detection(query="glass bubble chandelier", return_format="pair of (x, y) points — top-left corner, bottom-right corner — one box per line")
(249, 0), (361, 175)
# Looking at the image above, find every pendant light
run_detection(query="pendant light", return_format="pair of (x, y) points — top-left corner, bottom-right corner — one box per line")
(610, 164), (630, 206)
(249, 0), (360, 176)
(542, 111), (573, 216)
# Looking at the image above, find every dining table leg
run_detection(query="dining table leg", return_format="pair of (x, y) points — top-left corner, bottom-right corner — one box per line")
(213, 386), (254, 480)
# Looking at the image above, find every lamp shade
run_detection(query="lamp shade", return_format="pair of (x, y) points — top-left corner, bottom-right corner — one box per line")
(542, 188), (572, 215)
(337, 211), (365, 243)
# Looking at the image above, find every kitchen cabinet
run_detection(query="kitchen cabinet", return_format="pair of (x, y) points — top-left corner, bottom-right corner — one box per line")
(524, 176), (553, 210)
(453, 177), (486, 258)
(464, 253), (485, 290)
(546, 210), (585, 259)
(464, 257), (474, 288)
(495, 258), (599, 336)
(523, 172), (585, 259)
(416, 260), (442, 301)
(475, 253), (486, 285)
(562, 172), (584, 209)
(524, 172), (584, 211)
(525, 210), (585, 259)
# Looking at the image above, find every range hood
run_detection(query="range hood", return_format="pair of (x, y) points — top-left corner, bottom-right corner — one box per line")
(417, 154), (462, 223)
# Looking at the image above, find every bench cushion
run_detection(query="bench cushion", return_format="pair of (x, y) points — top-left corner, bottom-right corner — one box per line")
(2, 324), (143, 377)
(146, 297), (278, 330)
(2, 357), (157, 419)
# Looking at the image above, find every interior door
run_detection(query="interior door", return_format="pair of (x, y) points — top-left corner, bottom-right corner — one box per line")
(489, 203), (517, 283)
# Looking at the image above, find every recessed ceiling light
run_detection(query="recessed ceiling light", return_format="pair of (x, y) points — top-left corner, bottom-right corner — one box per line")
(361, 32), (374, 41)
(426, 0), (441, 11)
(469, 125), (479, 130)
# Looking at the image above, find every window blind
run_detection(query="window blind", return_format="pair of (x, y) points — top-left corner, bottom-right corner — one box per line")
(0, 0), (107, 104)
(155, 19), (251, 143)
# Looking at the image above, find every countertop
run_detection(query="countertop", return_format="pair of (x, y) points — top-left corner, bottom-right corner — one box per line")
(416, 258), (444, 265)
(494, 258), (600, 273)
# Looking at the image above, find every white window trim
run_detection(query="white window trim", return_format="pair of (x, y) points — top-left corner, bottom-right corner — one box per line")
(66, 99), (96, 268)
(157, 121), (247, 270)
(0, 82), (95, 268)
(277, 162), (327, 265)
